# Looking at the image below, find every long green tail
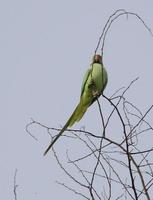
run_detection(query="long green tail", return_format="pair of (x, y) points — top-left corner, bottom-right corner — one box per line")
(44, 101), (88, 156)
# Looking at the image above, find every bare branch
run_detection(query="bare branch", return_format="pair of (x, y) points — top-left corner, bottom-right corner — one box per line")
(13, 169), (18, 200)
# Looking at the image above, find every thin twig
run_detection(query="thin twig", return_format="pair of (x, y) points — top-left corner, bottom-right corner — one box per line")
(13, 169), (18, 200)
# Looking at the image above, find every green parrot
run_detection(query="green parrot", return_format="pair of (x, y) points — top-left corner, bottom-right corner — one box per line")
(44, 54), (108, 155)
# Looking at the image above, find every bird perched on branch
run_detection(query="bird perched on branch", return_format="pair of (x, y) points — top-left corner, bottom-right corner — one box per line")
(44, 54), (108, 155)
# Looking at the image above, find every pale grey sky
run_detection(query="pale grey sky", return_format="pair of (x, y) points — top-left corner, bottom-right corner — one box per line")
(0, 1), (153, 199)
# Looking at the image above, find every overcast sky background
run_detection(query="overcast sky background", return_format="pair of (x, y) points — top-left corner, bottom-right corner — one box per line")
(0, 1), (153, 199)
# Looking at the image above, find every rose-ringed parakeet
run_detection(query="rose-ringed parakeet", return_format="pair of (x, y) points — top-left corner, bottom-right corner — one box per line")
(44, 54), (108, 155)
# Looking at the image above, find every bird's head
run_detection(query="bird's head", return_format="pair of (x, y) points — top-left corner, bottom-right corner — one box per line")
(92, 54), (102, 64)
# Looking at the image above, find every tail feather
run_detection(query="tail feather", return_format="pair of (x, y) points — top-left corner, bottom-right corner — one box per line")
(68, 101), (88, 127)
(44, 101), (88, 156)
(43, 120), (69, 156)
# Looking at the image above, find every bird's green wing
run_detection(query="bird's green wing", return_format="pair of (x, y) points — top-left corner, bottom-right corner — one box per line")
(81, 68), (91, 96)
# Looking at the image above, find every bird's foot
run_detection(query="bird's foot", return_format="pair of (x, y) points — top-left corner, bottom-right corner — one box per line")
(92, 90), (99, 98)
(88, 80), (99, 98)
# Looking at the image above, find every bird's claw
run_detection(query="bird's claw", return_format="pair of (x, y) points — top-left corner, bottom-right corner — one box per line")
(88, 79), (99, 98)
